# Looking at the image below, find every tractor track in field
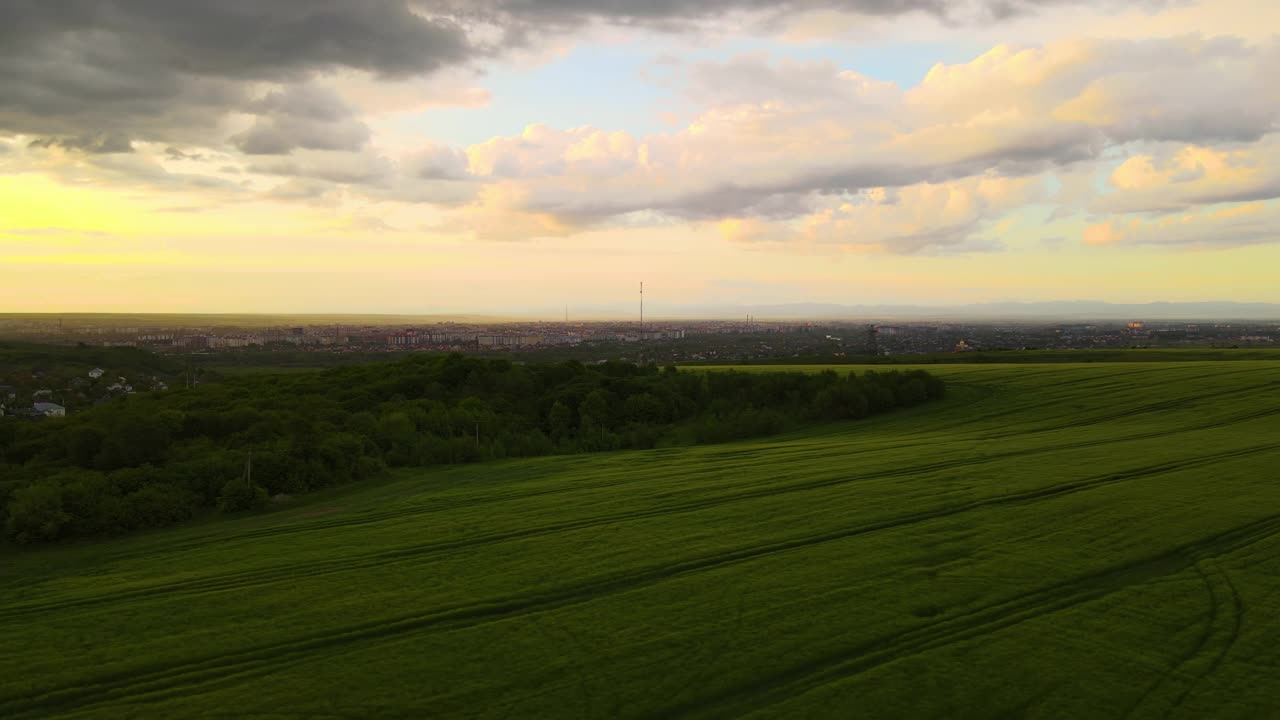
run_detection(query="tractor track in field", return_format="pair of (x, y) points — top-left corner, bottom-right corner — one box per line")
(5, 498), (1272, 720)
(3, 446), (1277, 717)
(842, 371), (1185, 444)
(652, 513), (1280, 720)
(4, 419), (1278, 624)
(742, 367), (1278, 472)
(1162, 560), (1245, 717)
(945, 369), (1277, 443)
(46, 365), (1275, 573)
(4, 449), (1278, 713)
(117, 371), (1280, 558)
(880, 365), (1276, 442)
(76, 366), (1270, 561)
(1120, 563), (1226, 720)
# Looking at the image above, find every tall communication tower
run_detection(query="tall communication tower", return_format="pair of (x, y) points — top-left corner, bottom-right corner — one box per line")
(867, 324), (879, 356)
(639, 281), (644, 338)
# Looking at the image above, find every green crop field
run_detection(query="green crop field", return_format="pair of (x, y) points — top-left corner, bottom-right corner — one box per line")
(3, 361), (1280, 718)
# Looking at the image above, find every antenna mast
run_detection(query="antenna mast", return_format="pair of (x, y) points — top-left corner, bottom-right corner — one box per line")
(640, 281), (644, 339)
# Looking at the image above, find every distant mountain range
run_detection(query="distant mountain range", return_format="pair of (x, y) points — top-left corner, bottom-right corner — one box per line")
(568, 301), (1280, 322)
(6, 302), (1277, 324)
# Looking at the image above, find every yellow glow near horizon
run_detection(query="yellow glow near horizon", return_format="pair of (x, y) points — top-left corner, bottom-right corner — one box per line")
(0, 175), (336, 241)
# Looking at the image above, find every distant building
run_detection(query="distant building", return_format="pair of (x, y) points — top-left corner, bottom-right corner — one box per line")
(88, 367), (105, 379)
(389, 330), (422, 347)
(33, 389), (53, 401)
(33, 402), (66, 418)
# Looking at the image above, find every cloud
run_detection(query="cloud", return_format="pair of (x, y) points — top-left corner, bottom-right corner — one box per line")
(165, 147), (206, 161)
(14, 141), (245, 196)
(27, 134), (135, 154)
(0, 1), (1173, 150)
(1084, 201), (1280, 248)
(327, 70), (492, 115)
(232, 85), (371, 155)
(438, 0), (1171, 29)
(466, 124), (641, 179)
(442, 35), (1277, 250)
(1096, 139), (1280, 213)
(430, 184), (580, 241)
(0, 2), (1267, 256)
(0, 2), (472, 79)
(0, 1), (470, 149)
(265, 178), (340, 202)
(247, 149), (393, 186)
(413, 143), (472, 180)
(716, 175), (1041, 253)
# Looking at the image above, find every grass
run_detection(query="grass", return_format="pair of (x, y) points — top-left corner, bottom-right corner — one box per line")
(2, 360), (1280, 718)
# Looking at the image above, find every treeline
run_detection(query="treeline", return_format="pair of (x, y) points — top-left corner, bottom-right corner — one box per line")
(707, 347), (1280, 366)
(0, 341), (182, 377)
(0, 356), (944, 544)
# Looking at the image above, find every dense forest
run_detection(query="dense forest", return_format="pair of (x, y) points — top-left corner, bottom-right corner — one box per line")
(0, 341), (184, 377)
(0, 355), (944, 544)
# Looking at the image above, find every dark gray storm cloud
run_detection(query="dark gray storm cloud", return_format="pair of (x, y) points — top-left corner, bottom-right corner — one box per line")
(0, 1), (470, 149)
(0, 1), (471, 80)
(232, 85), (372, 155)
(27, 134), (135, 154)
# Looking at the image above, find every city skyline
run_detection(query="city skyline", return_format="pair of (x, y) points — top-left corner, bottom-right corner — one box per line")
(2, 1), (1278, 313)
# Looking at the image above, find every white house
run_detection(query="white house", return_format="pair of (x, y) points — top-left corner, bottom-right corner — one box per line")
(88, 367), (105, 379)
(33, 402), (66, 418)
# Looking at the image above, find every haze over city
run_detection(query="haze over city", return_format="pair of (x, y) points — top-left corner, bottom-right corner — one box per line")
(1, 0), (1277, 314)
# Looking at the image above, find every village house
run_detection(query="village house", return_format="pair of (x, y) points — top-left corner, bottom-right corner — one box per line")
(33, 401), (66, 418)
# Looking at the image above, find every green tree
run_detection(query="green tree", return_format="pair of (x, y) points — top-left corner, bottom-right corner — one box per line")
(217, 477), (269, 513)
(5, 483), (70, 543)
(548, 400), (573, 441)
(579, 390), (610, 431)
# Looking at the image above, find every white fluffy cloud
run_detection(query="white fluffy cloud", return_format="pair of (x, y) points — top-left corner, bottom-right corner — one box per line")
(716, 176), (1045, 253)
(437, 35), (1280, 250)
(1096, 139), (1280, 214)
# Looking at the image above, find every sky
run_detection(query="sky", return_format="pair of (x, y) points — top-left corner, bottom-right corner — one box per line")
(1, 0), (1278, 315)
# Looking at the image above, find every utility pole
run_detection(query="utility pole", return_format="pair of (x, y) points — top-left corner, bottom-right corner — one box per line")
(639, 281), (644, 338)
(245, 449), (253, 489)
